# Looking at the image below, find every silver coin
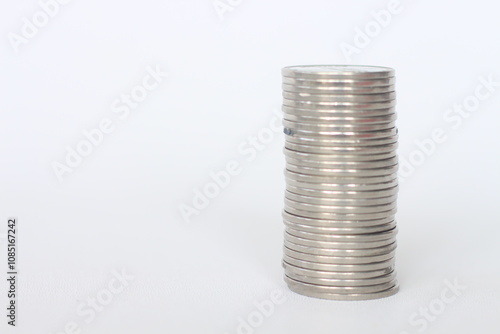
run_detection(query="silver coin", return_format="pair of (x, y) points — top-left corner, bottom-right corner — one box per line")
(282, 65), (395, 80)
(284, 113), (397, 125)
(285, 226), (398, 244)
(282, 105), (396, 118)
(284, 128), (398, 139)
(285, 184), (398, 198)
(284, 152), (397, 164)
(283, 210), (395, 228)
(285, 170), (397, 183)
(284, 240), (396, 258)
(285, 191), (397, 206)
(284, 170), (398, 183)
(284, 198), (397, 215)
(286, 227), (398, 242)
(284, 143), (398, 156)
(282, 104), (396, 115)
(285, 184), (398, 199)
(285, 279), (399, 300)
(282, 260), (394, 279)
(285, 151), (398, 169)
(284, 156), (398, 169)
(284, 169), (397, 183)
(282, 76), (396, 87)
(284, 150), (397, 163)
(285, 129), (398, 141)
(283, 148), (397, 160)
(284, 204), (397, 220)
(283, 119), (396, 130)
(283, 220), (398, 235)
(284, 232), (397, 249)
(283, 91), (396, 103)
(286, 163), (398, 177)
(282, 83), (396, 95)
(284, 127), (398, 138)
(284, 275), (397, 293)
(285, 156), (398, 170)
(283, 98), (396, 110)
(284, 246), (396, 264)
(283, 119), (396, 132)
(284, 239), (397, 255)
(284, 192), (398, 206)
(285, 270), (397, 287)
(285, 179), (399, 192)
(283, 254), (395, 271)
(284, 135), (398, 147)
(284, 208), (397, 225)
(283, 221), (397, 235)
(286, 160), (398, 172)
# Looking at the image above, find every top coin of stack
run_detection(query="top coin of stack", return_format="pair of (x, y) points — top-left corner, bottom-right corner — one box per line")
(281, 65), (399, 301)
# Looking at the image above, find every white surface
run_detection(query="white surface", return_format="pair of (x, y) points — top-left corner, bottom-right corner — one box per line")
(1, 0), (500, 333)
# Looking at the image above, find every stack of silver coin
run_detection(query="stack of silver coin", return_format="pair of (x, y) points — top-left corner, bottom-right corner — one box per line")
(281, 65), (399, 301)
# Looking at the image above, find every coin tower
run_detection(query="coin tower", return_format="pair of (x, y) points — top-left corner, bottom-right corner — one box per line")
(281, 65), (399, 300)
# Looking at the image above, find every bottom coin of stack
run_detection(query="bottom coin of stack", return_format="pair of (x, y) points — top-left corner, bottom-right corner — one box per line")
(281, 65), (399, 301)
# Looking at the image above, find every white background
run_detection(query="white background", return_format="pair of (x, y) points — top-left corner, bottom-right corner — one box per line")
(1, 0), (500, 333)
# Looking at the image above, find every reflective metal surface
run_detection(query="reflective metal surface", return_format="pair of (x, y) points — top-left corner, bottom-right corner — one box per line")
(281, 65), (399, 300)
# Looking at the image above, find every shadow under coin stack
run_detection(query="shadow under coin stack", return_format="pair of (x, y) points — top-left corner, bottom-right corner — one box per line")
(281, 65), (399, 300)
